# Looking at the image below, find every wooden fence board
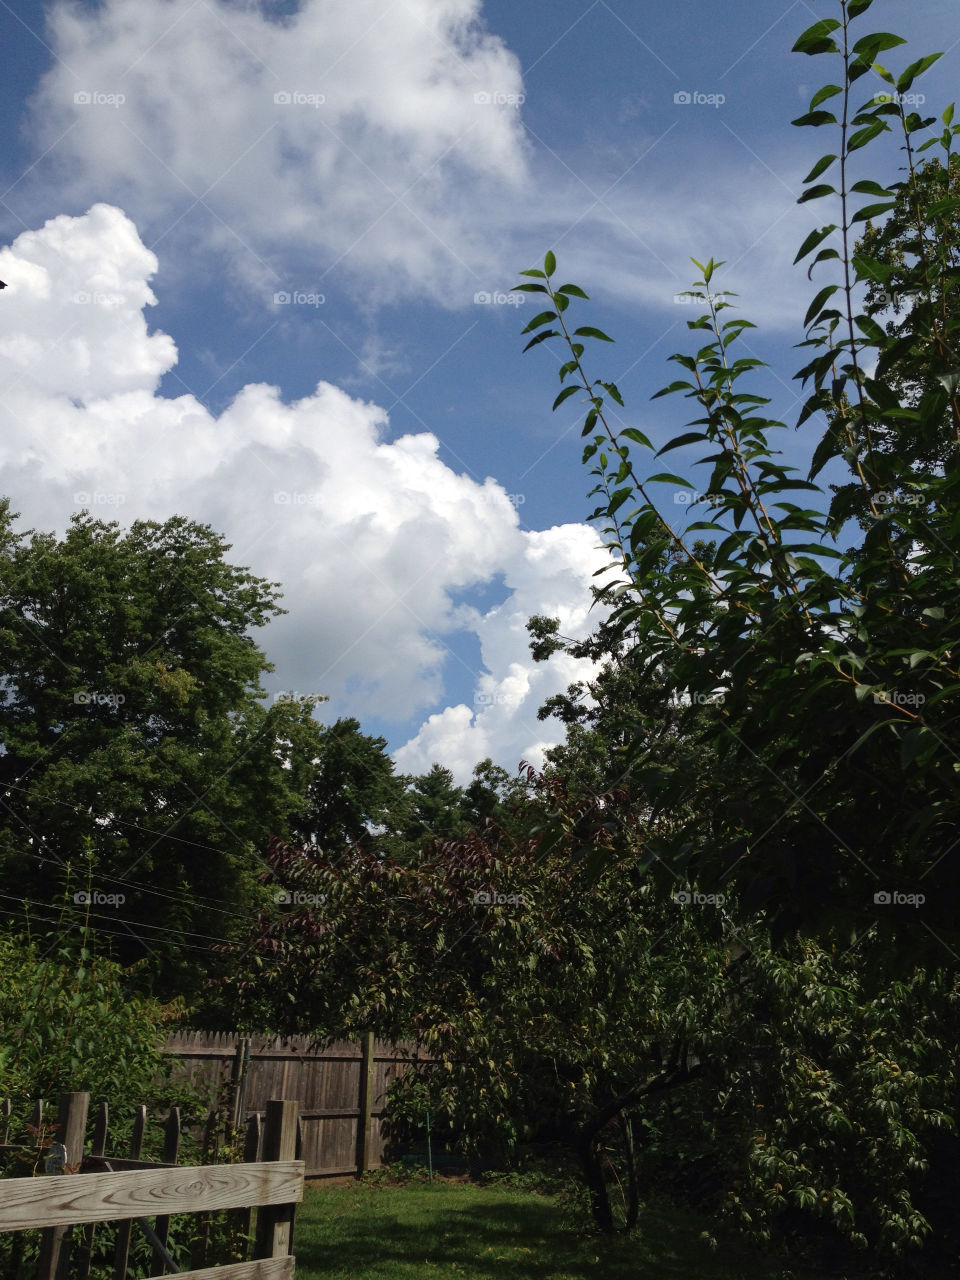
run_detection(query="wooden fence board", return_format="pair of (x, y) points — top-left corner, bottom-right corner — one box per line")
(0, 1160), (304, 1231)
(146, 1259), (294, 1280)
(160, 1032), (432, 1175)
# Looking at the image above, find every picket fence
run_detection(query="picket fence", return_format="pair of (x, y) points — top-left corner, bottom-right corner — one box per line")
(0, 1091), (302, 1280)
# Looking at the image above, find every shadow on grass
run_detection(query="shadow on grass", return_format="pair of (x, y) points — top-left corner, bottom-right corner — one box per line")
(293, 1182), (822, 1280)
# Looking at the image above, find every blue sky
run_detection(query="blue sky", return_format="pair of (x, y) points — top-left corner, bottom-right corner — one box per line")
(0, 0), (956, 780)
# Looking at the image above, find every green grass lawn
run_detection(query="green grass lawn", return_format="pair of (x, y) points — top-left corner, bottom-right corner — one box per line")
(292, 1178), (838, 1280)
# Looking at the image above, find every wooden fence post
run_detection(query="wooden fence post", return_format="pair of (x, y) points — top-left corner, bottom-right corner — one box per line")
(356, 1031), (376, 1177)
(77, 1101), (108, 1280)
(111, 1105), (145, 1280)
(233, 1110), (262, 1260)
(190, 1109), (220, 1269)
(254, 1100), (299, 1259)
(37, 1091), (89, 1280)
(151, 1106), (181, 1275)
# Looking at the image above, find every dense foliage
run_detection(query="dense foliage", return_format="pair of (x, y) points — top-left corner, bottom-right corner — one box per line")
(0, 505), (330, 996)
(505, 0), (960, 1269)
(0, 925), (198, 1147)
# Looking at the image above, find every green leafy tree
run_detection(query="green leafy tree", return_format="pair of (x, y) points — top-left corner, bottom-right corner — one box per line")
(219, 772), (960, 1262)
(218, 783), (722, 1233)
(290, 716), (409, 854)
(511, 7), (960, 958)
(398, 763), (470, 844)
(509, 1), (960, 1268)
(0, 504), (326, 997)
(830, 153), (960, 524)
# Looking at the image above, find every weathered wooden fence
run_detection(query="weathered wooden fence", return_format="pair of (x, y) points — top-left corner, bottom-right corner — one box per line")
(0, 1091), (302, 1280)
(164, 1031), (433, 1178)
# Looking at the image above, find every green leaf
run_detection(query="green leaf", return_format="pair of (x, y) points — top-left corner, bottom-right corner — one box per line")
(847, 119), (889, 151)
(519, 269), (545, 278)
(810, 84), (842, 109)
(792, 111), (838, 128)
(510, 282), (549, 294)
(806, 247), (842, 278)
(557, 283), (589, 298)
(608, 486), (633, 515)
(798, 183), (837, 204)
(851, 32), (907, 58)
(803, 154), (838, 182)
(621, 427), (654, 449)
(795, 225), (837, 265)
(523, 329), (559, 353)
(855, 314), (886, 342)
(521, 310), (558, 334)
(850, 180), (893, 196)
(871, 62), (896, 86)
(573, 326), (615, 343)
(805, 285), (840, 327)
(897, 52), (944, 93)
(656, 432), (709, 456)
(847, 0), (874, 15)
(544, 250), (556, 276)
(792, 18), (841, 56)
(552, 385), (581, 411)
(851, 200), (897, 223)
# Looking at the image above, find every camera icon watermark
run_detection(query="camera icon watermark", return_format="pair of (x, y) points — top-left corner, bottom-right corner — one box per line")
(273, 290), (325, 306)
(73, 490), (126, 506)
(674, 90), (725, 108)
(873, 890), (924, 907)
(872, 490), (923, 507)
(274, 890), (326, 906)
(874, 91), (925, 107)
(473, 890), (526, 906)
(74, 690), (126, 708)
(479, 489), (525, 509)
(673, 489), (724, 507)
(873, 690), (925, 707)
(74, 90), (126, 107)
(473, 291), (525, 306)
(691, 690), (725, 706)
(473, 90), (525, 107)
(274, 490), (321, 506)
(873, 288), (921, 310)
(474, 690), (523, 707)
(74, 890), (126, 906)
(273, 90), (325, 107)
(73, 290), (125, 307)
(672, 890), (726, 906)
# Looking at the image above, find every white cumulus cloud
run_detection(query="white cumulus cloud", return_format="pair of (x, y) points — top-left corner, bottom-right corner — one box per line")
(28, 0), (530, 303)
(0, 204), (607, 779)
